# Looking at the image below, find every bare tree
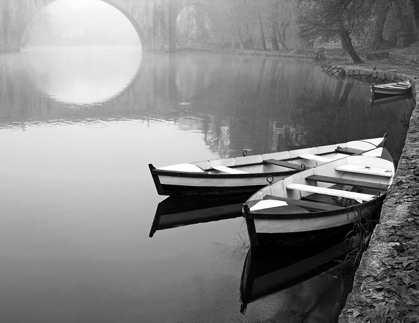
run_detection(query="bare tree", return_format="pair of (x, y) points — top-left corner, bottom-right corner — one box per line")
(257, 9), (267, 50)
(371, 0), (393, 50)
(393, 0), (416, 47)
(298, 0), (375, 63)
(257, 0), (294, 51)
(410, 0), (419, 31)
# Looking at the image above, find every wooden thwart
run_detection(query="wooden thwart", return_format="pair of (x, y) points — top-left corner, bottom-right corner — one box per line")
(306, 174), (388, 191)
(264, 195), (344, 212)
(335, 147), (364, 155)
(264, 159), (308, 171)
(287, 183), (375, 202)
(335, 164), (392, 177)
(212, 165), (247, 174)
(299, 154), (331, 163)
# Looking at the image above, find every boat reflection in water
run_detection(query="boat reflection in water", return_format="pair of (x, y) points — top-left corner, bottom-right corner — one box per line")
(370, 92), (413, 107)
(240, 236), (362, 320)
(149, 195), (249, 237)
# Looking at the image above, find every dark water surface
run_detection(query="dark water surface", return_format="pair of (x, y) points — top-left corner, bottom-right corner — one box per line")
(0, 48), (413, 323)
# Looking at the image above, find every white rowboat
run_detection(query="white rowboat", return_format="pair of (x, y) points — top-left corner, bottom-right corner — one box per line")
(149, 137), (387, 197)
(242, 148), (395, 247)
(371, 81), (411, 96)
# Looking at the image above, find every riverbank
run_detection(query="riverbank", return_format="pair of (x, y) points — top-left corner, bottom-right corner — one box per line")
(212, 45), (419, 322)
(331, 51), (419, 322)
(284, 45), (419, 322)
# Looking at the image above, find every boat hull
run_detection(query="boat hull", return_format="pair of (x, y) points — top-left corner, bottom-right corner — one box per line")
(245, 195), (385, 247)
(149, 137), (387, 197)
(244, 197), (384, 247)
(242, 152), (394, 247)
(149, 165), (292, 197)
(371, 81), (411, 96)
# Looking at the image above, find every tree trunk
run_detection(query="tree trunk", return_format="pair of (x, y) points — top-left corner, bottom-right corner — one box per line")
(168, 1), (177, 53)
(276, 25), (289, 51)
(410, 0), (419, 31)
(237, 28), (244, 49)
(340, 30), (364, 63)
(258, 11), (267, 51)
(394, 0), (413, 47)
(232, 1), (244, 50)
(271, 20), (279, 50)
(371, 1), (390, 50)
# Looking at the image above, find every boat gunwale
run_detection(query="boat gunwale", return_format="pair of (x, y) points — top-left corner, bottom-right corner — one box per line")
(149, 164), (299, 178)
(149, 137), (386, 176)
(243, 193), (386, 220)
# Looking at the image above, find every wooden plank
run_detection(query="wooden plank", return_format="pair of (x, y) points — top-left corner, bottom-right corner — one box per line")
(287, 183), (375, 202)
(298, 154), (331, 163)
(157, 163), (205, 172)
(335, 164), (392, 177)
(306, 175), (388, 191)
(250, 204), (311, 215)
(335, 147), (364, 155)
(212, 165), (247, 174)
(264, 195), (344, 212)
(264, 159), (308, 171)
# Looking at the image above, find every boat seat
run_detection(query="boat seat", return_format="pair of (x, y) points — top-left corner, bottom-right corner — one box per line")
(211, 165), (247, 174)
(306, 175), (388, 190)
(158, 163), (205, 172)
(249, 199), (288, 211)
(264, 159), (309, 170)
(298, 154), (331, 163)
(287, 183), (375, 202)
(335, 147), (364, 155)
(264, 195), (344, 212)
(335, 164), (392, 177)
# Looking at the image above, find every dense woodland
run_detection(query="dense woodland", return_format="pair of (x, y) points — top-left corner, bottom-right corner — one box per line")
(178, 0), (419, 63)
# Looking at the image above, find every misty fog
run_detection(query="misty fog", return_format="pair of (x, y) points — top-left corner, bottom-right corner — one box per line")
(23, 0), (141, 48)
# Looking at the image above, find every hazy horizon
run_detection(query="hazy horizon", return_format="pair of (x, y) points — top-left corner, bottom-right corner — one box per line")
(25, 0), (142, 48)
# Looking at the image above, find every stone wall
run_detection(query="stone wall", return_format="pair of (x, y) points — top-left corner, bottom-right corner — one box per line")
(338, 64), (419, 323)
(389, 52), (419, 65)
(345, 67), (412, 83)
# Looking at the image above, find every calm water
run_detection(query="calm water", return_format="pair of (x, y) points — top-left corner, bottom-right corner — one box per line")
(0, 48), (413, 323)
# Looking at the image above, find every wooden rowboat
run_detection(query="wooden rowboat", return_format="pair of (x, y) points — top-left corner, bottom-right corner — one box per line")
(371, 80), (411, 96)
(242, 148), (395, 247)
(149, 137), (386, 197)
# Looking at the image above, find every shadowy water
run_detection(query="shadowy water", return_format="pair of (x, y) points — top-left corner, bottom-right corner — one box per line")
(0, 48), (414, 323)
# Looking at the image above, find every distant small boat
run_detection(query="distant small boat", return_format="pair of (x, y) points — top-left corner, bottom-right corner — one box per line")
(242, 148), (394, 247)
(149, 196), (246, 237)
(149, 136), (387, 197)
(240, 237), (360, 312)
(371, 81), (411, 96)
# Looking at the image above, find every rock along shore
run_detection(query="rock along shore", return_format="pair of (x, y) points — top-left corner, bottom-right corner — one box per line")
(337, 62), (419, 322)
(211, 47), (419, 321)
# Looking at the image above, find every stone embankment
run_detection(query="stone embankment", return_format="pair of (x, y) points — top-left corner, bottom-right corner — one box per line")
(338, 59), (419, 322)
(214, 46), (419, 321)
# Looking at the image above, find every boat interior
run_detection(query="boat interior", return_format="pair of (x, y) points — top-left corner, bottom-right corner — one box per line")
(248, 155), (394, 214)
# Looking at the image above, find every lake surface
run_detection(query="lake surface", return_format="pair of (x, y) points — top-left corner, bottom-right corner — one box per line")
(0, 48), (413, 323)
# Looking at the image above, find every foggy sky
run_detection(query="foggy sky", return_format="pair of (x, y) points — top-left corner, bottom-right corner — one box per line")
(26, 0), (141, 47)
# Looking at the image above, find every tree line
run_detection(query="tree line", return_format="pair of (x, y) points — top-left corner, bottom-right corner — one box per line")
(181, 0), (419, 63)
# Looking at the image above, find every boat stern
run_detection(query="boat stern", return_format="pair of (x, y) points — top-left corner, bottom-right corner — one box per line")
(148, 164), (165, 195)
